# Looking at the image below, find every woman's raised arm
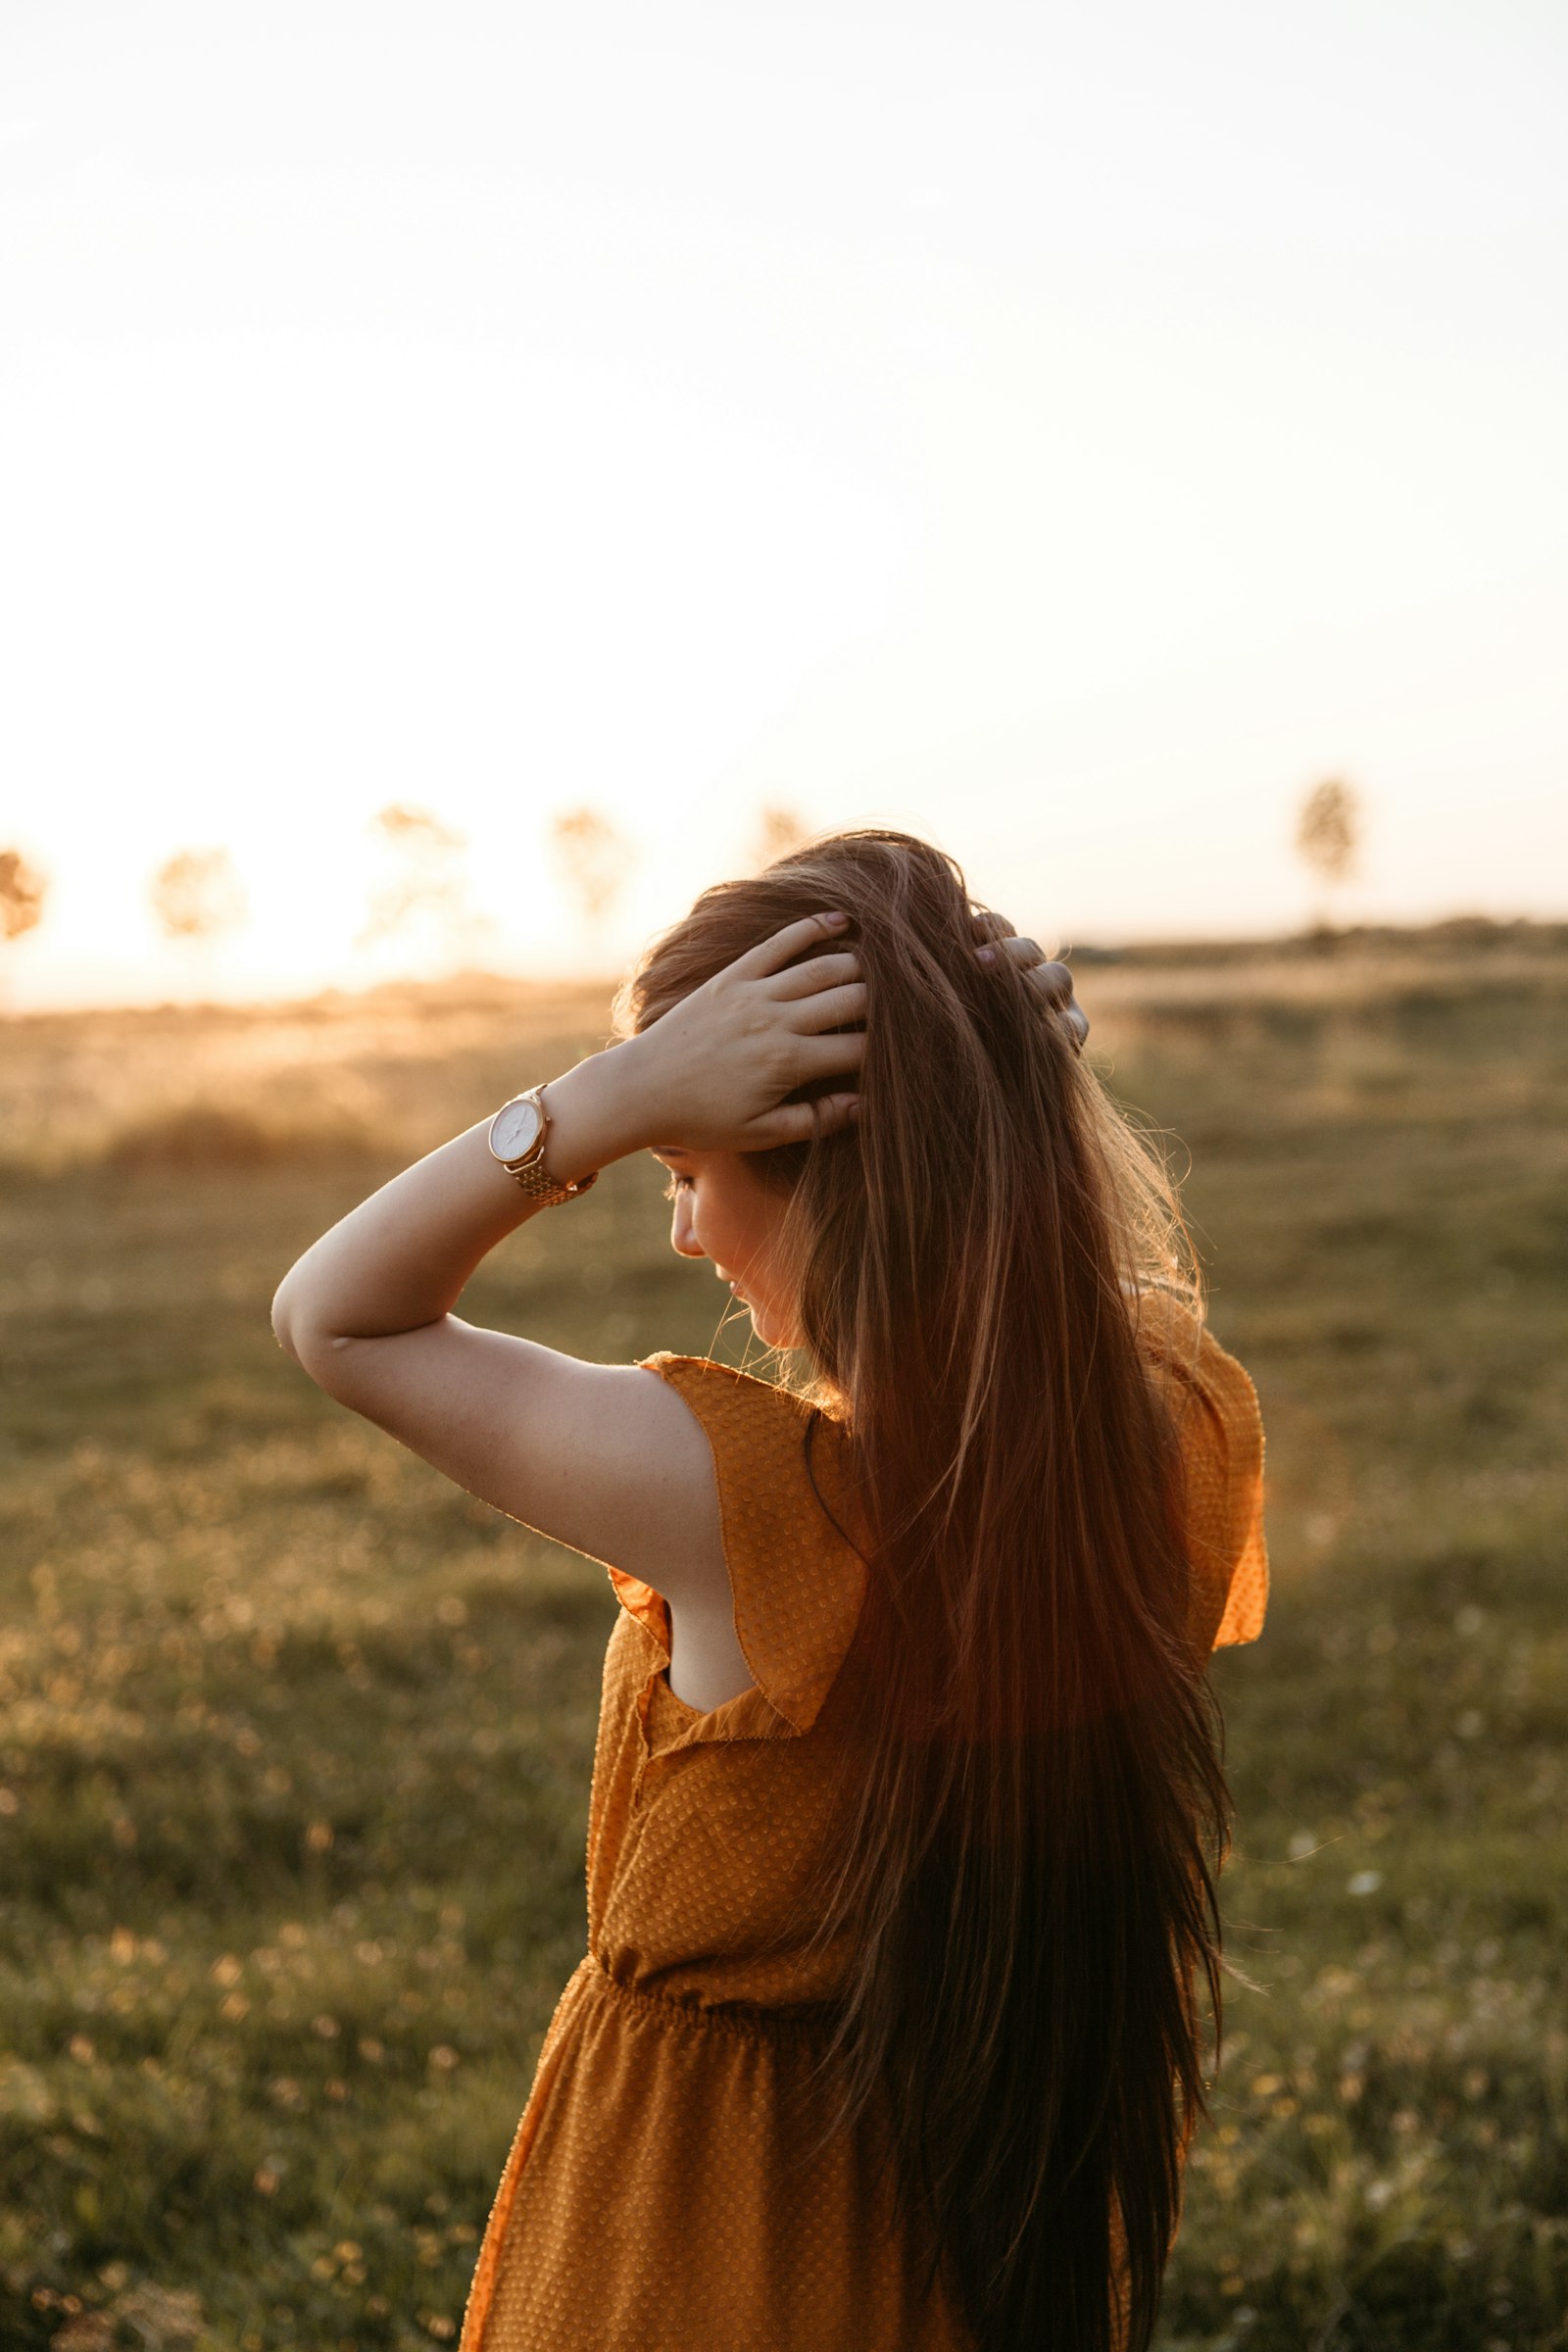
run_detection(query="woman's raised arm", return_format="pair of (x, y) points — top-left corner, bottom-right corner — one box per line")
(270, 1050), (643, 1375)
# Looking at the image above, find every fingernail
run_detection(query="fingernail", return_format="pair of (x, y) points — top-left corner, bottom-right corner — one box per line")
(977, 946), (996, 964)
(822, 909), (848, 926)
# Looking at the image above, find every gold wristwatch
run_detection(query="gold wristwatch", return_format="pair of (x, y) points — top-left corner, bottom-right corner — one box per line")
(486, 1086), (599, 1206)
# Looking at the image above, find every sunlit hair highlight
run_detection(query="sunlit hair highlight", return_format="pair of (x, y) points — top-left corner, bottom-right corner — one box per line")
(612, 827), (1230, 2351)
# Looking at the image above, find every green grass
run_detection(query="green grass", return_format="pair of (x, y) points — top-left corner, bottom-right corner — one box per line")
(1, 940), (1565, 2350)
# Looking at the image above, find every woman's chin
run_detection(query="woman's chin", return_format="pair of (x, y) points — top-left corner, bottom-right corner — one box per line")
(749, 1307), (801, 1352)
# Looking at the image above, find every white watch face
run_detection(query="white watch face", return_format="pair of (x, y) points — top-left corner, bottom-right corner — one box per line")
(491, 1097), (543, 1162)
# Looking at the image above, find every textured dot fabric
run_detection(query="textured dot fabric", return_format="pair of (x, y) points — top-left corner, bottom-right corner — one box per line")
(459, 1296), (1267, 2351)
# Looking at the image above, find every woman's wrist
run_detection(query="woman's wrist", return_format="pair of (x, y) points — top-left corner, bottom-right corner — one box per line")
(535, 1042), (659, 1188)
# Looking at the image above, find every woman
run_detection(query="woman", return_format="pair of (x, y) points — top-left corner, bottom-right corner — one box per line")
(271, 828), (1266, 2351)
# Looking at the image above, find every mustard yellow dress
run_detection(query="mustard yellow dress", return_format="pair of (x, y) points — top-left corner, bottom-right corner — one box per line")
(460, 1295), (1267, 2351)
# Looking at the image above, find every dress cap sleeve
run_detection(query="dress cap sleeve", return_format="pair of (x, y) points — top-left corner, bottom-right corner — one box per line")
(1131, 1291), (1269, 1651)
(630, 1353), (869, 1734)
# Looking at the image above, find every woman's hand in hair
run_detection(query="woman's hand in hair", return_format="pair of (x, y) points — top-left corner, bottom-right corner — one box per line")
(619, 910), (867, 1152)
(972, 914), (1089, 1054)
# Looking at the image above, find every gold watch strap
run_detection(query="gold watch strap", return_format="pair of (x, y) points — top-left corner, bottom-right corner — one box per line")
(503, 1157), (599, 1206)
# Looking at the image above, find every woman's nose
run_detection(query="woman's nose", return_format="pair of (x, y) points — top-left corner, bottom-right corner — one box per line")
(671, 1198), (705, 1259)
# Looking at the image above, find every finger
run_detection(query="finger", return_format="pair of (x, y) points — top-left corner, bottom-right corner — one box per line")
(788, 979), (867, 1031)
(770, 948), (860, 1000)
(978, 934), (1053, 975)
(798, 1023), (868, 1066)
(970, 908), (1014, 945)
(746, 1092), (860, 1148)
(732, 911), (849, 980)
(977, 933), (1046, 971)
(1063, 1003), (1090, 1053)
(1025, 956), (1075, 1004)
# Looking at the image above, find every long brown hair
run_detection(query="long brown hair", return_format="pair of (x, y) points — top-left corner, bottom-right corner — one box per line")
(612, 829), (1230, 2350)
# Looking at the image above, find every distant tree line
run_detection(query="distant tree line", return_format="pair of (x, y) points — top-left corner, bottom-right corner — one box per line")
(0, 781), (1371, 1002)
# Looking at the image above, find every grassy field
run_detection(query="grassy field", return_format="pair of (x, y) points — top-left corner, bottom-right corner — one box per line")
(1, 930), (1565, 2351)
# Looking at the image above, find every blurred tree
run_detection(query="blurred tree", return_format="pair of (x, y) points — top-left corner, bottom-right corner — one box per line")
(1295, 779), (1362, 931)
(0, 849), (47, 1009)
(148, 848), (248, 948)
(751, 804), (808, 868)
(358, 805), (477, 966)
(0, 849), (47, 945)
(548, 807), (634, 929)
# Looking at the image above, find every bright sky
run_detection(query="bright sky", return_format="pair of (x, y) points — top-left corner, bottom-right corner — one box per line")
(4, 0), (1565, 1008)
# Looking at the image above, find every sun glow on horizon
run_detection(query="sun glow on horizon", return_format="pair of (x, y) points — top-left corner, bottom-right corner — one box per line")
(4, 1), (1566, 1011)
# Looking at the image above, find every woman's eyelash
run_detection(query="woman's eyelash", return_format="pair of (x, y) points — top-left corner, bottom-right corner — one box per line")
(662, 1173), (694, 1200)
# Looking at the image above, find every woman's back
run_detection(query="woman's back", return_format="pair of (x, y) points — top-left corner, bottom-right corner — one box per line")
(459, 1298), (1265, 2350)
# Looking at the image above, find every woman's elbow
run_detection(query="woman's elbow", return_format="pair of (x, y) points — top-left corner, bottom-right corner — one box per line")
(270, 1285), (370, 1401)
(270, 1270), (322, 1371)
(270, 1278), (302, 1365)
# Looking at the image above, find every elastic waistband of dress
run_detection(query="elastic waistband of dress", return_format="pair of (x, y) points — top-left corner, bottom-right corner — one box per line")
(580, 1955), (840, 2046)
